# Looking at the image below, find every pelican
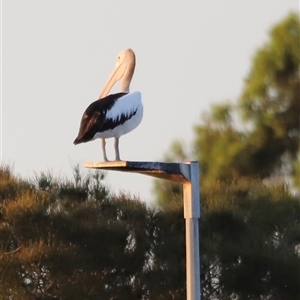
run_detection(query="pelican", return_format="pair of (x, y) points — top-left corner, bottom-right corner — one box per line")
(73, 49), (143, 161)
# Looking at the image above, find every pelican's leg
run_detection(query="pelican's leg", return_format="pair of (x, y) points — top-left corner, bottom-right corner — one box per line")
(101, 138), (108, 161)
(114, 137), (121, 161)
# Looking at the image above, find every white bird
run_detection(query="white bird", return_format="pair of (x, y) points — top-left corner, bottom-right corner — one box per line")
(74, 49), (143, 161)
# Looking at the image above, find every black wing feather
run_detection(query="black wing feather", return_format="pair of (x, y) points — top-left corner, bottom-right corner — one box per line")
(73, 93), (127, 144)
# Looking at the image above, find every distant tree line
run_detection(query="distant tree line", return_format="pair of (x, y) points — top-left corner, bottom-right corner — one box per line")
(1, 165), (299, 299)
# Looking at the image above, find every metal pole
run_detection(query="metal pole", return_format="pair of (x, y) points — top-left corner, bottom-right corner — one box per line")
(183, 162), (200, 300)
(84, 161), (201, 299)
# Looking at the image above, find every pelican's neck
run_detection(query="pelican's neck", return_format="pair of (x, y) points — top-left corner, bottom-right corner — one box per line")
(119, 61), (135, 93)
(119, 77), (130, 93)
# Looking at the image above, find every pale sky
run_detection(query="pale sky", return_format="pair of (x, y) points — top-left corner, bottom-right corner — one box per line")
(1, 1), (299, 203)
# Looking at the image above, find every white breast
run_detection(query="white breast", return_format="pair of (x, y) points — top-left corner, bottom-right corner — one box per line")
(94, 91), (143, 139)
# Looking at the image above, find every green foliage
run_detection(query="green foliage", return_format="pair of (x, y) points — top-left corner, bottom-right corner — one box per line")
(293, 152), (300, 188)
(201, 180), (300, 300)
(0, 164), (34, 203)
(238, 12), (300, 180)
(194, 103), (249, 184)
(193, 12), (300, 186)
(0, 165), (187, 299)
(154, 12), (299, 190)
(1, 165), (153, 299)
(1, 164), (300, 299)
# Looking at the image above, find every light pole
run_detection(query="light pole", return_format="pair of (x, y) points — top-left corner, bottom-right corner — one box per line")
(84, 160), (201, 300)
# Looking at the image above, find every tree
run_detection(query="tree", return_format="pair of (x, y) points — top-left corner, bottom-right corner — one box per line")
(238, 12), (300, 181)
(1, 163), (300, 299)
(200, 179), (300, 300)
(154, 174), (300, 299)
(156, 12), (299, 188)
(0, 165), (157, 299)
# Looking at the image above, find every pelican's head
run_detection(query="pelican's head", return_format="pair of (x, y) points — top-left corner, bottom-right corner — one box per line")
(99, 49), (136, 99)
